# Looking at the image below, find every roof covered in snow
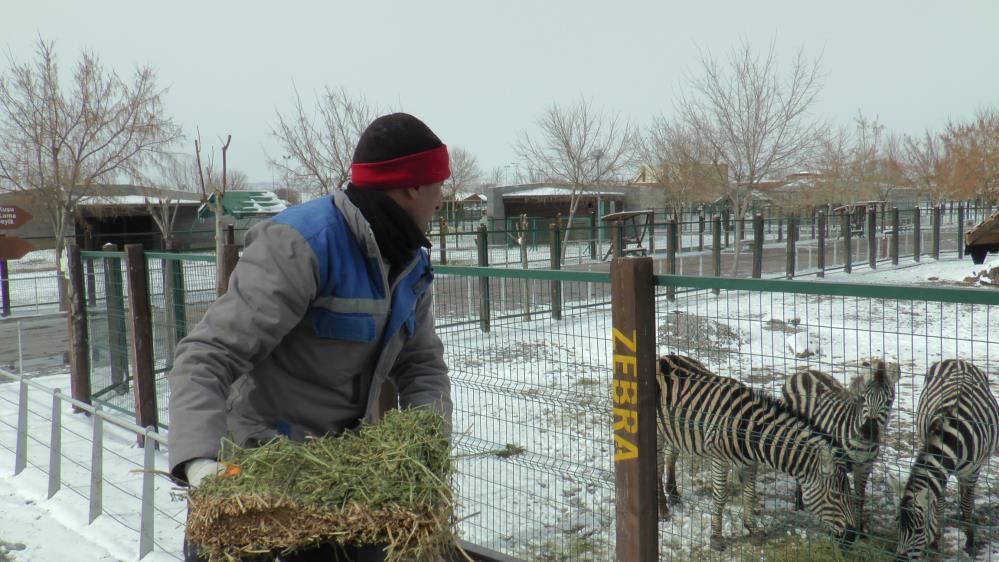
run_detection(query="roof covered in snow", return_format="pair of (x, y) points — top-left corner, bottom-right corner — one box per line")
(198, 191), (288, 219)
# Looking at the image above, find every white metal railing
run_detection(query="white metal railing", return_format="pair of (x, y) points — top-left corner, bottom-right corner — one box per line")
(0, 365), (182, 560)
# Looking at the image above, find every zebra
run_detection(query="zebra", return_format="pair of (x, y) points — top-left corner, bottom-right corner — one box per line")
(655, 354), (857, 551)
(891, 359), (999, 561)
(781, 358), (898, 531)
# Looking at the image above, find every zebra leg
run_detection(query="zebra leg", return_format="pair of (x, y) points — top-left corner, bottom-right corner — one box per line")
(739, 464), (759, 537)
(665, 449), (681, 505)
(710, 457), (730, 551)
(931, 493), (944, 553)
(655, 431), (671, 519)
(959, 475), (978, 555)
(853, 462), (872, 533)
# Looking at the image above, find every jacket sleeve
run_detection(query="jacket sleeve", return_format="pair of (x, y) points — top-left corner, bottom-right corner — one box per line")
(389, 287), (452, 425)
(167, 220), (318, 479)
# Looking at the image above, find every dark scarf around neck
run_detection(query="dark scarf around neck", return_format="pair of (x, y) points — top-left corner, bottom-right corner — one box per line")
(345, 187), (431, 283)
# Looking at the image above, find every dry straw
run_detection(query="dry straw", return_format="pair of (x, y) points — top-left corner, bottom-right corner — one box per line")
(186, 408), (455, 561)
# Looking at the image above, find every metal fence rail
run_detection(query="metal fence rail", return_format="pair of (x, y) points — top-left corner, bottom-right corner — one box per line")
(0, 367), (183, 560)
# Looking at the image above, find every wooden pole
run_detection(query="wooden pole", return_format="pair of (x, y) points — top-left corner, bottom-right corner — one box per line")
(891, 208), (900, 266)
(913, 207), (922, 262)
(712, 215), (721, 294)
(124, 244), (158, 445)
(610, 256), (658, 562)
(817, 211), (826, 277)
(438, 217), (448, 265)
(842, 213), (852, 274)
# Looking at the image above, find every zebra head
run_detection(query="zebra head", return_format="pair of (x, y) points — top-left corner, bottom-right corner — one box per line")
(895, 487), (937, 561)
(800, 444), (858, 546)
(856, 358), (899, 427)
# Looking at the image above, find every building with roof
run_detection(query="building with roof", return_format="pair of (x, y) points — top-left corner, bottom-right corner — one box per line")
(0, 185), (289, 254)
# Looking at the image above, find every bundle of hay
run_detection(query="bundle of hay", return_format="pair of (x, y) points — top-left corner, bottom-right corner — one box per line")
(186, 408), (454, 562)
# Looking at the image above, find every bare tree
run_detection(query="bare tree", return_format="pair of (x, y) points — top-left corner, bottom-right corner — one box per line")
(515, 98), (635, 259)
(941, 107), (999, 203)
(194, 133), (233, 296)
(640, 117), (722, 221)
(677, 40), (824, 271)
(441, 146), (481, 221)
(0, 38), (181, 304)
(269, 86), (376, 197)
(903, 130), (947, 202)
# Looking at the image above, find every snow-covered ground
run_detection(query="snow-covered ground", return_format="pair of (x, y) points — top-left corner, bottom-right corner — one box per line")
(1, 256), (999, 561)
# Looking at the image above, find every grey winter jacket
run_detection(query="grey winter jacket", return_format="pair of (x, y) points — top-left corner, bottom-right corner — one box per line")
(167, 190), (451, 479)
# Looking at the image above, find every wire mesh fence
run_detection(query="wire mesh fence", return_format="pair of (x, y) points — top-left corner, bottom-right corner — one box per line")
(50, 244), (999, 561)
(649, 275), (999, 561)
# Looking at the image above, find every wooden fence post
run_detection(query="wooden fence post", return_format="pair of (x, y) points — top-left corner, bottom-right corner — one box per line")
(841, 213), (852, 274)
(219, 225), (239, 295)
(477, 225), (490, 333)
(647, 211), (656, 255)
(817, 211), (826, 277)
(867, 207), (877, 269)
(67, 244), (91, 408)
(752, 214), (764, 278)
(550, 224), (563, 321)
(913, 207), (922, 262)
(610, 256), (658, 562)
(102, 243), (129, 394)
(891, 208), (900, 266)
(438, 216), (448, 265)
(124, 244), (158, 445)
(932, 205), (941, 260)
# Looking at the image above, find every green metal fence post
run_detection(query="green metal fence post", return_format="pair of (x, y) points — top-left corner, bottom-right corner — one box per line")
(698, 210), (705, 252)
(589, 210), (598, 260)
(102, 243), (129, 394)
(752, 214), (764, 279)
(817, 211), (826, 277)
(477, 225), (490, 333)
(932, 205), (941, 260)
(913, 207), (922, 262)
(712, 215), (721, 294)
(958, 205), (965, 259)
(868, 207), (877, 269)
(842, 212), (852, 274)
(891, 207), (900, 266)
(67, 243), (91, 407)
(550, 224), (563, 321)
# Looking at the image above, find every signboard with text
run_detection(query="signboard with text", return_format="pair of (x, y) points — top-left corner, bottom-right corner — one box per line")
(0, 236), (36, 260)
(0, 205), (32, 229)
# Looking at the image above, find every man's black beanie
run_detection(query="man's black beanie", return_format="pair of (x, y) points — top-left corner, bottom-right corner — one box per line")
(351, 112), (443, 164)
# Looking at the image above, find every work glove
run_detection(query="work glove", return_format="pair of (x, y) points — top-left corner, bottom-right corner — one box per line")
(184, 458), (226, 487)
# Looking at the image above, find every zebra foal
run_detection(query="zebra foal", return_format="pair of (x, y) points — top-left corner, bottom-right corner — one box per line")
(781, 358), (898, 531)
(655, 354), (857, 550)
(892, 359), (999, 561)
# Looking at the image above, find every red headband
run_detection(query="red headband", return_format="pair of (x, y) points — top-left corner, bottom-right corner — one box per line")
(350, 145), (451, 189)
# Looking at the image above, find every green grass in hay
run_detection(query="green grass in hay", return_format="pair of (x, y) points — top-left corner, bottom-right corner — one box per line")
(188, 408), (454, 561)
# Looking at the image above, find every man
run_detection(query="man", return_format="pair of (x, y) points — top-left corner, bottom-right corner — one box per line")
(168, 113), (453, 562)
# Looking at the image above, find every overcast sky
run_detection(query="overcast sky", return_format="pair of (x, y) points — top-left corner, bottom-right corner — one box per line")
(5, 0), (999, 186)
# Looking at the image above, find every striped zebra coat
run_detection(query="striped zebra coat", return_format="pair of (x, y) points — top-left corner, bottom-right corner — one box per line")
(893, 359), (999, 561)
(781, 359), (898, 531)
(656, 355), (857, 550)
